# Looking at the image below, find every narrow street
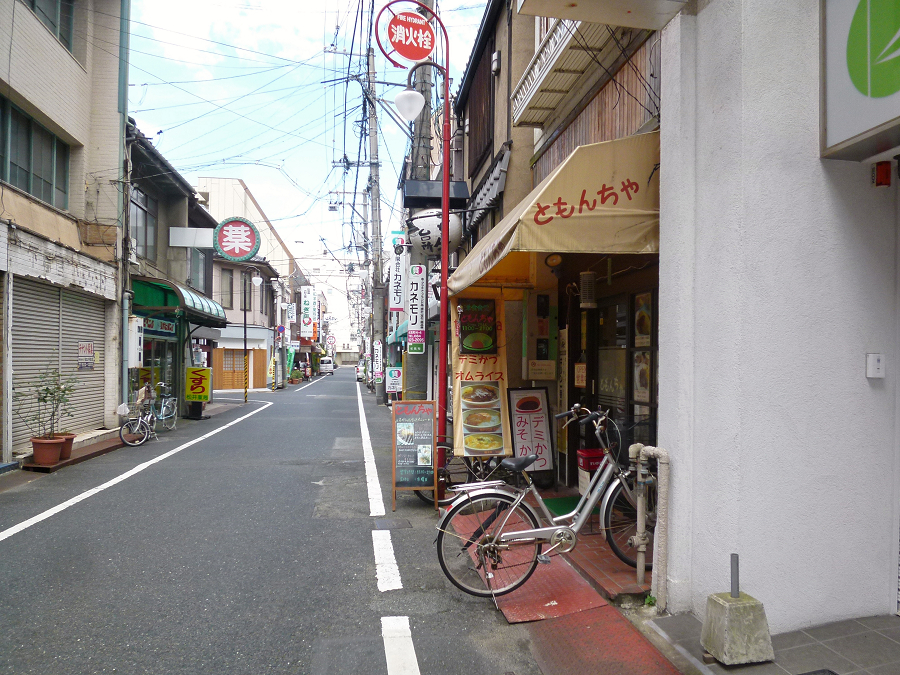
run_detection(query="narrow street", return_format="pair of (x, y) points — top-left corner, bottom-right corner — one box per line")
(0, 368), (540, 674)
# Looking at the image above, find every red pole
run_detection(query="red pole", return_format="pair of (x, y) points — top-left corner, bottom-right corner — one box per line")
(437, 42), (451, 466)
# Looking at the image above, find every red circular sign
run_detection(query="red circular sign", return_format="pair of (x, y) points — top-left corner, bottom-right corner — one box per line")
(387, 12), (435, 62)
(214, 217), (260, 262)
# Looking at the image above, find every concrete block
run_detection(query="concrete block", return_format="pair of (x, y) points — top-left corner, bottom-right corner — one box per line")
(700, 592), (775, 665)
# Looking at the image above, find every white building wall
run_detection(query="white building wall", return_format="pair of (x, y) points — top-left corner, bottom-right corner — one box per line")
(660, 1), (900, 632)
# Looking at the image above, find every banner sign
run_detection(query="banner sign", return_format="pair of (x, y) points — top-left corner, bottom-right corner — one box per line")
(300, 287), (313, 338)
(386, 366), (402, 393)
(142, 317), (176, 337)
(390, 244), (406, 312)
(286, 303), (297, 323)
(77, 341), (95, 370)
(507, 388), (554, 471)
(391, 400), (437, 510)
(451, 294), (512, 459)
(185, 367), (212, 402)
(374, 339), (384, 384)
(407, 264), (426, 354)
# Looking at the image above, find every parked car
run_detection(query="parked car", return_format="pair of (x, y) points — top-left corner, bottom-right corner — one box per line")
(356, 361), (365, 381)
(319, 357), (334, 375)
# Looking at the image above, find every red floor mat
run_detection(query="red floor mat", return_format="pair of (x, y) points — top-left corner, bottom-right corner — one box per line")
(496, 554), (607, 623)
(528, 606), (682, 675)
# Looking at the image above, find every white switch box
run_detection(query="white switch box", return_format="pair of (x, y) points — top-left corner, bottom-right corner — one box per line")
(866, 353), (885, 378)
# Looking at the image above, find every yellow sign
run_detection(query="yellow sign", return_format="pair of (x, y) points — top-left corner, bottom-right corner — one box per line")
(185, 367), (212, 402)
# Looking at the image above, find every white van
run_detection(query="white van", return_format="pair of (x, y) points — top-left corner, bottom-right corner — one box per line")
(319, 356), (334, 375)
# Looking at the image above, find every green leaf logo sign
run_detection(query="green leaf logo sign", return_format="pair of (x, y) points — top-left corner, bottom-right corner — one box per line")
(847, 0), (900, 98)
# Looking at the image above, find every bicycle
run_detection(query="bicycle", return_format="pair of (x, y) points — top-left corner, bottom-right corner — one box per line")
(152, 382), (177, 431)
(116, 382), (177, 446)
(414, 441), (508, 506)
(434, 403), (657, 598)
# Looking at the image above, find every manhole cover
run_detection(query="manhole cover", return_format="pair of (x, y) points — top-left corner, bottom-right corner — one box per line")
(374, 518), (411, 530)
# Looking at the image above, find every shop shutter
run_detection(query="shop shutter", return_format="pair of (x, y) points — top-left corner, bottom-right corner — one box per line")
(11, 279), (107, 450)
(11, 278), (62, 450)
(60, 289), (106, 435)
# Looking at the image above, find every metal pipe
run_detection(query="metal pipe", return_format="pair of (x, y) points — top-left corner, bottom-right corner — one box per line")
(635, 447), (647, 585)
(632, 443), (670, 613)
(731, 553), (740, 598)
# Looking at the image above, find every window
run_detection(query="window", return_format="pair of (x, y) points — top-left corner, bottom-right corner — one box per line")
(188, 248), (206, 293)
(220, 269), (233, 309)
(260, 283), (268, 316)
(130, 186), (158, 260)
(240, 272), (252, 311)
(1, 99), (69, 209)
(30, 0), (74, 52)
(467, 43), (494, 177)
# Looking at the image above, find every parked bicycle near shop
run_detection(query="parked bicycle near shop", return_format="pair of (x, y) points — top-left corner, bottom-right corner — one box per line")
(117, 382), (177, 447)
(434, 403), (657, 598)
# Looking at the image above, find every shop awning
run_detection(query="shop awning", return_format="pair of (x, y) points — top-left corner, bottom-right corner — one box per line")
(448, 131), (659, 295)
(132, 277), (228, 328)
(388, 320), (409, 345)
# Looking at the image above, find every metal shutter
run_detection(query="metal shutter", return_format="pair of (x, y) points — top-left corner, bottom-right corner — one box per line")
(12, 278), (62, 450)
(11, 279), (107, 450)
(60, 289), (106, 435)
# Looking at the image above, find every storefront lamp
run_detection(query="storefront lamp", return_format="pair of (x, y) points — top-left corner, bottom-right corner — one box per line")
(394, 87), (427, 122)
(251, 274), (263, 287)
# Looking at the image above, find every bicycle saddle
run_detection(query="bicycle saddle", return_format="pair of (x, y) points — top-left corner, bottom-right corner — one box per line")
(500, 454), (538, 473)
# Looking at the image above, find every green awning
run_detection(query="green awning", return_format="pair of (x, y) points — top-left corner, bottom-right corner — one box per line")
(132, 276), (227, 328)
(388, 320), (408, 345)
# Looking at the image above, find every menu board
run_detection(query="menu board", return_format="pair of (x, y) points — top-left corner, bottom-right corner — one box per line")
(392, 401), (437, 510)
(507, 388), (554, 471)
(452, 293), (512, 459)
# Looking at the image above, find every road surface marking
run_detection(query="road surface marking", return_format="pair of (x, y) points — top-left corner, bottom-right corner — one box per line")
(381, 617), (421, 675)
(294, 376), (327, 393)
(356, 382), (386, 517)
(0, 402), (274, 544)
(372, 530), (403, 591)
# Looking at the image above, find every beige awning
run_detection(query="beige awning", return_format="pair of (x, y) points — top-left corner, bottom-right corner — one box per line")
(449, 131), (659, 295)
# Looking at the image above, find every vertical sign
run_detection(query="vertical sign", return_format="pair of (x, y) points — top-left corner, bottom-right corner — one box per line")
(451, 294), (512, 459)
(390, 232), (406, 312)
(392, 401), (437, 510)
(374, 339), (384, 384)
(508, 388), (554, 471)
(185, 367), (212, 402)
(300, 287), (313, 338)
(77, 341), (95, 370)
(286, 303), (297, 323)
(407, 264), (426, 354)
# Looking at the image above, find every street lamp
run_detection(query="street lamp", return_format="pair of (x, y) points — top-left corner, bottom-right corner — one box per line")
(384, 1), (453, 463)
(243, 266), (263, 404)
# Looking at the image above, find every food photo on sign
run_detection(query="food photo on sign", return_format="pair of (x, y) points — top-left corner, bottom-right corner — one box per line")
(451, 294), (512, 459)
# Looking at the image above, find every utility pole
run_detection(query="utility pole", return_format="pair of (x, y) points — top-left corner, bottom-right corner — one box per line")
(404, 0), (433, 401)
(368, 47), (387, 404)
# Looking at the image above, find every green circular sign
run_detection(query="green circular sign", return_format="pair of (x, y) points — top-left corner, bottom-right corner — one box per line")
(847, 0), (900, 98)
(213, 216), (261, 262)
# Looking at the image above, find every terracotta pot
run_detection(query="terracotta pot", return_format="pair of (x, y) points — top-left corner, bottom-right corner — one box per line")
(57, 433), (76, 460)
(31, 437), (65, 465)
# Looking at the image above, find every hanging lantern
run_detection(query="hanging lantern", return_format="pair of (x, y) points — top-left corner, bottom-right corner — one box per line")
(406, 209), (463, 256)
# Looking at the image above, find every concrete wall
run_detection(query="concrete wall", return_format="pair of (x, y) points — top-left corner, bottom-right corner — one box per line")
(659, 1), (900, 632)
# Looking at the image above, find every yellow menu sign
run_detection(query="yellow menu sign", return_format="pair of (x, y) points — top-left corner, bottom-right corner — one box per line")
(185, 367), (211, 402)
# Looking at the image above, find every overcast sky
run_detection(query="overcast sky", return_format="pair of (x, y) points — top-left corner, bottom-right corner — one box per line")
(127, 0), (484, 273)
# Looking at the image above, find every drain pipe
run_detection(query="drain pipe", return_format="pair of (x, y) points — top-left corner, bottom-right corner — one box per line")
(629, 443), (670, 613)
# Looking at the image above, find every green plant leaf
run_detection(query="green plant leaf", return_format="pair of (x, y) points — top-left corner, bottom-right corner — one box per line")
(847, 0), (900, 98)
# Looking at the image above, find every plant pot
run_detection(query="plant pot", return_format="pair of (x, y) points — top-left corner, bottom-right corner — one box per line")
(31, 437), (65, 465)
(57, 433), (76, 460)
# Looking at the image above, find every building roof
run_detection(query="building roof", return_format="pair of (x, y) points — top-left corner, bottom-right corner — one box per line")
(453, 0), (505, 117)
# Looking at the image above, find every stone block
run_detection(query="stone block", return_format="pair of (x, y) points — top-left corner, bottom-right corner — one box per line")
(700, 592), (775, 665)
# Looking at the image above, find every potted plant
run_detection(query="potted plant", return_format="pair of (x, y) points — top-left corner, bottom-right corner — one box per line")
(290, 367), (302, 384)
(14, 362), (78, 465)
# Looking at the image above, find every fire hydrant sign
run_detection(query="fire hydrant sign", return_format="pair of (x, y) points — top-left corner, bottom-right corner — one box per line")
(213, 216), (261, 262)
(387, 12), (435, 62)
(185, 367), (211, 402)
(407, 264), (426, 354)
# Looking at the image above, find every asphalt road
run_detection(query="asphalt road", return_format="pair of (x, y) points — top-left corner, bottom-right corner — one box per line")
(0, 367), (542, 674)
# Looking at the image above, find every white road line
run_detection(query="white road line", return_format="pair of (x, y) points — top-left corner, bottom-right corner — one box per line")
(294, 377), (327, 393)
(381, 617), (421, 675)
(372, 530), (403, 591)
(356, 382), (386, 517)
(0, 402), (274, 544)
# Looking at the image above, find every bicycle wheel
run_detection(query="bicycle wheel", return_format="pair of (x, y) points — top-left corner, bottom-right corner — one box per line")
(161, 399), (177, 430)
(436, 492), (542, 597)
(414, 456), (472, 506)
(119, 419), (150, 446)
(602, 477), (656, 569)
